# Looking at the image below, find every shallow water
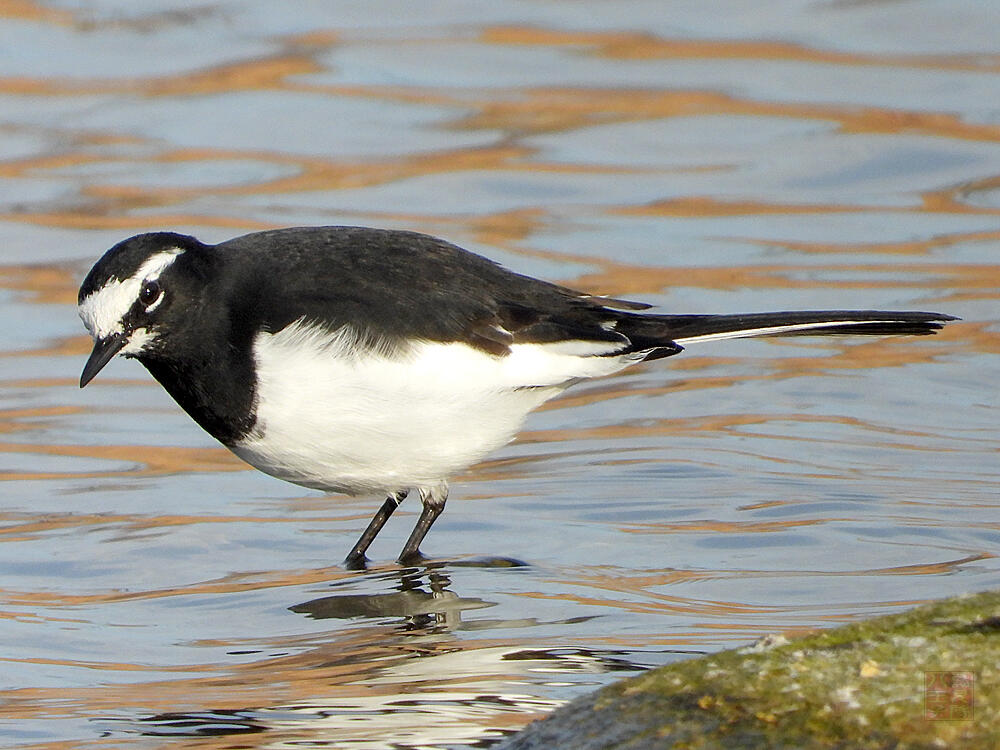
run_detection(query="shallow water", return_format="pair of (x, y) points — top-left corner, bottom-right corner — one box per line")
(1, 2), (998, 748)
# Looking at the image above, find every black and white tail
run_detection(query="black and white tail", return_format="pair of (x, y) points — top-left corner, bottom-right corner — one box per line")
(617, 310), (956, 360)
(662, 310), (955, 343)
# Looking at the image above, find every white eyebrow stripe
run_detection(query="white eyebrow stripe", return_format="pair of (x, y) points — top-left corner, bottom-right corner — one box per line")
(78, 248), (183, 339)
(136, 248), (184, 284)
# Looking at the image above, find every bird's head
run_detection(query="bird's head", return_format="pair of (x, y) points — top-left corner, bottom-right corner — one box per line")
(78, 232), (205, 387)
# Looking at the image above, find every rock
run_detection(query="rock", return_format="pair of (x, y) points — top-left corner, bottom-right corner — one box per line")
(499, 590), (1000, 749)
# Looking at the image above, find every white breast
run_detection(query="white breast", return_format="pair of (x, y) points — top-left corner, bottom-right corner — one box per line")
(230, 320), (640, 496)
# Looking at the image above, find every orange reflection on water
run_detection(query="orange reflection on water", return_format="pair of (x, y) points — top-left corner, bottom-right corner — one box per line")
(0, 0), (71, 25)
(0, 441), (244, 482)
(0, 5), (995, 748)
(528, 552), (991, 626)
(0, 264), (79, 305)
(0, 20), (997, 240)
(482, 25), (1000, 73)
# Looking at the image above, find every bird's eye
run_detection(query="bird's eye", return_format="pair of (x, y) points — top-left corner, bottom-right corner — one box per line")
(139, 279), (162, 308)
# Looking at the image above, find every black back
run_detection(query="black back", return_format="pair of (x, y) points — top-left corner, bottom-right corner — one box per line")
(212, 227), (656, 356)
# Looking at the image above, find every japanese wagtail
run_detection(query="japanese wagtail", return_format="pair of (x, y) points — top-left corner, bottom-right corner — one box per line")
(78, 227), (955, 567)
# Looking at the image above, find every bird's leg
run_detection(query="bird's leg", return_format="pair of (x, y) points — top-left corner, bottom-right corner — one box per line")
(343, 489), (408, 569)
(398, 482), (448, 565)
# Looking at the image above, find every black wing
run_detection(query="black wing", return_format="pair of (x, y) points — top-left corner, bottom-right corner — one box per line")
(217, 226), (673, 358)
(216, 226), (955, 361)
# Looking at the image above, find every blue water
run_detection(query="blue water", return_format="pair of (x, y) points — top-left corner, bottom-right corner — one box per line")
(0, 2), (998, 748)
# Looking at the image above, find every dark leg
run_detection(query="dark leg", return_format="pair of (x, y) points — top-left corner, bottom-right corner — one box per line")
(398, 482), (448, 565)
(344, 490), (407, 569)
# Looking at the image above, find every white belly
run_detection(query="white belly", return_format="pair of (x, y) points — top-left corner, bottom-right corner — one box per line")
(231, 321), (638, 496)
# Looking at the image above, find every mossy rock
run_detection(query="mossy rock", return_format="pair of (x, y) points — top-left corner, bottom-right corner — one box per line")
(500, 590), (999, 749)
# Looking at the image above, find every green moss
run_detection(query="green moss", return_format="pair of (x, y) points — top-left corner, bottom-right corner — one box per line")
(502, 590), (999, 749)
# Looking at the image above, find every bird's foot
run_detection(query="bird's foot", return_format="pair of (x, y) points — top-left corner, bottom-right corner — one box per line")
(342, 552), (370, 571)
(397, 549), (431, 568)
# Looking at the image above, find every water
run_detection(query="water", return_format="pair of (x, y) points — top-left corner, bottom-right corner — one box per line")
(1, 2), (998, 747)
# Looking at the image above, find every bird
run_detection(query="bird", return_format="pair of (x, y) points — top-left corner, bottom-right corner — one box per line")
(77, 226), (955, 568)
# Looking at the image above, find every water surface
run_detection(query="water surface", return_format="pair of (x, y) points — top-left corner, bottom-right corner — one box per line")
(1, 2), (998, 748)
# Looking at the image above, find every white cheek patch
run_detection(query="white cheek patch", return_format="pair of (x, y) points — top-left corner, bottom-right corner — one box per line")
(121, 327), (155, 355)
(79, 276), (137, 339)
(78, 248), (183, 341)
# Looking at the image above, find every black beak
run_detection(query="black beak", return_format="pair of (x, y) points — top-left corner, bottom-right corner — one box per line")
(80, 332), (129, 388)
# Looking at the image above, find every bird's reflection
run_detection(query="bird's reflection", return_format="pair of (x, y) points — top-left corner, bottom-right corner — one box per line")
(289, 561), (504, 630)
(103, 561), (647, 746)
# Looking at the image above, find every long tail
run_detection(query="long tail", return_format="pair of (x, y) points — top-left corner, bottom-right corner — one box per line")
(618, 310), (956, 359)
